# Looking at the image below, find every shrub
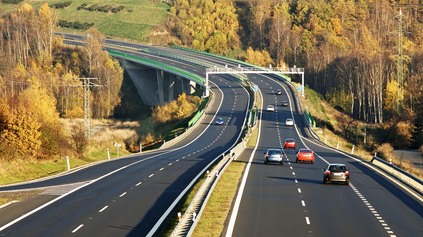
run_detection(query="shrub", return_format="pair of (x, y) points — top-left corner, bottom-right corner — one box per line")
(77, 3), (88, 10)
(376, 143), (394, 161)
(2, 0), (24, 4)
(71, 124), (88, 156)
(51, 2), (72, 9)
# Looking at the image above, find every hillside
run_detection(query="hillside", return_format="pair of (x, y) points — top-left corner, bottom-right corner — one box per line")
(0, 0), (171, 42)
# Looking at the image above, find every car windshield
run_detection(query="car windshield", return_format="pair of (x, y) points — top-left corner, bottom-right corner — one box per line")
(329, 165), (346, 172)
(268, 149), (281, 155)
(300, 149), (311, 153)
(286, 139), (294, 142)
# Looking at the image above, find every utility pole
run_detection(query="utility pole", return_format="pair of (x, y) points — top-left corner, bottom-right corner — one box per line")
(81, 78), (101, 138)
(56, 78), (101, 138)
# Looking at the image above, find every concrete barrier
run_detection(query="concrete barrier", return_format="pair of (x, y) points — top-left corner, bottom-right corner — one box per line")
(371, 157), (423, 195)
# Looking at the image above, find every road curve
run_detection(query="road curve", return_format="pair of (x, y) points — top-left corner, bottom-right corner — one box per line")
(0, 42), (250, 237)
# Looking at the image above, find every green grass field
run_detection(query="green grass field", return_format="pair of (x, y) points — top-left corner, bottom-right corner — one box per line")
(0, 0), (170, 41)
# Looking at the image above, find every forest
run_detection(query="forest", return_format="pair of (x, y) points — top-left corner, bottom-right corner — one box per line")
(168, 0), (423, 149)
(0, 3), (125, 161)
(0, 0), (422, 164)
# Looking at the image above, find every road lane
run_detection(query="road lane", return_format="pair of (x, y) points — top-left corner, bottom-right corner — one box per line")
(226, 72), (422, 237)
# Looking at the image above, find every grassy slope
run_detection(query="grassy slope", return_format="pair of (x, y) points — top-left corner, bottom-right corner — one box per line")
(0, 0), (170, 41)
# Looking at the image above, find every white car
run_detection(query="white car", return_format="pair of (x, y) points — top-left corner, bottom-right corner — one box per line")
(286, 118), (294, 126)
(267, 105), (275, 112)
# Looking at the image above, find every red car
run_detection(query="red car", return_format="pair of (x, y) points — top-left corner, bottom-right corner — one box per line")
(296, 148), (315, 163)
(283, 138), (296, 149)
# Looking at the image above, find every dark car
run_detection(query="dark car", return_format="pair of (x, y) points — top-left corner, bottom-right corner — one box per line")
(281, 101), (288, 107)
(322, 163), (350, 185)
(215, 118), (224, 125)
(264, 148), (284, 165)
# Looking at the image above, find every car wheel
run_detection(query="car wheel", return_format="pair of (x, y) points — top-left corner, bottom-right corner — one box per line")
(345, 180), (349, 185)
(323, 179), (328, 184)
(295, 159), (298, 163)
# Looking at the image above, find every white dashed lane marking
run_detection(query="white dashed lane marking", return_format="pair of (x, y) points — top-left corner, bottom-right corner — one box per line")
(350, 184), (396, 237)
(72, 224), (84, 233)
(99, 206), (108, 213)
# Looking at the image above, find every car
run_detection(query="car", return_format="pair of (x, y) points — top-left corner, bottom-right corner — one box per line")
(267, 105), (275, 112)
(322, 163), (350, 185)
(264, 148), (284, 165)
(285, 118), (294, 126)
(296, 148), (315, 163)
(281, 101), (288, 107)
(215, 118), (224, 125)
(283, 138), (296, 149)
(275, 89), (282, 95)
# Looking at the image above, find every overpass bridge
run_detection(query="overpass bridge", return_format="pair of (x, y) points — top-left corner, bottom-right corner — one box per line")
(108, 50), (206, 106)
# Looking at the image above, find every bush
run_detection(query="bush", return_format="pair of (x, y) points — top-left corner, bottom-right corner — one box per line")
(77, 3), (88, 10)
(71, 124), (88, 156)
(2, 0), (24, 4)
(58, 20), (94, 31)
(76, 4), (124, 13)
(51, 2), (72, 9)
(376, 143), (394, 161)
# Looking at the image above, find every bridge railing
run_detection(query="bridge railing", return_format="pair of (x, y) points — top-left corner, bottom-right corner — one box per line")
(107, 50), (206, 85)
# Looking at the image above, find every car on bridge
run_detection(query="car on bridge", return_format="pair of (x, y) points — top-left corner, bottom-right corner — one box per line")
(264, 148), (284, 165)
(322, 163), (350, 185)
(296, 148), (315, 163)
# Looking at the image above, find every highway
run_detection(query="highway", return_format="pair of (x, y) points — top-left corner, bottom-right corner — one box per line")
(0, 42), (250, 236)
(0, 37), (422, 237)
(223, 73), (423, 236)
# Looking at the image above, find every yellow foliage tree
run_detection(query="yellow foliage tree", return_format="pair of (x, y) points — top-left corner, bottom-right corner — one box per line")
(384, 79), (401, 112)
(244, 47), (274, 67)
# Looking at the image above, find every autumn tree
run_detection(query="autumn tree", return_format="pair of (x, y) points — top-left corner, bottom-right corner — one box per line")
(244, 47), (273, 67)
(169, 0), (240, 54)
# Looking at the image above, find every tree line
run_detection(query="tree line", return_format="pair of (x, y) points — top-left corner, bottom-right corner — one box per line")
(168, 0), (423, 149)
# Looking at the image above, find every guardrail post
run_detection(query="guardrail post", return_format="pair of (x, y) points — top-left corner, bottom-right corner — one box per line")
(107, 148), (110, 160)
(66, 156), (70, 171)
(351, 145), (355, 154)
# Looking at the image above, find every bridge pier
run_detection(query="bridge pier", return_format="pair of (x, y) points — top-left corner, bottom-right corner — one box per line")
(120, 60), (197, 106)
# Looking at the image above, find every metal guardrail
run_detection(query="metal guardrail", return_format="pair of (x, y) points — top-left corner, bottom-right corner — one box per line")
(371, 157), (423, 195)
(170, 78), (256, 237)
(107, 50), (206, 85)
